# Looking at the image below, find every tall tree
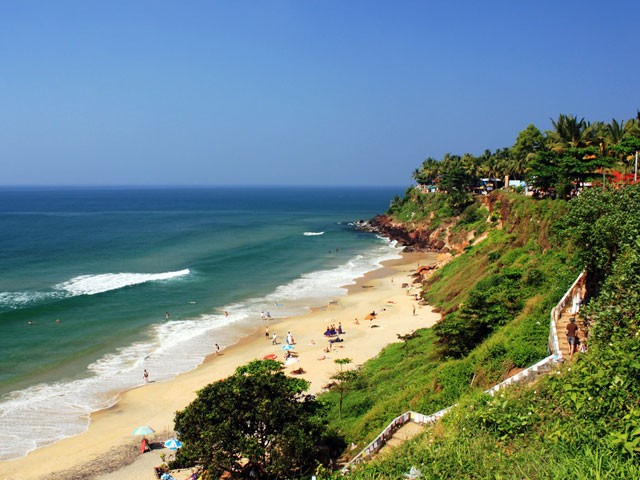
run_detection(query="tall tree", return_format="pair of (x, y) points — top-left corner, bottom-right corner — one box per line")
(548, 114), (592, 150)
(412, 157), (441, 185)
(331, 358), (355, 420)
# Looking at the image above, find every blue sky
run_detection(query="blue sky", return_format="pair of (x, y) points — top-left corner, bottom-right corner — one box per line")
(2, 1), (639, 187)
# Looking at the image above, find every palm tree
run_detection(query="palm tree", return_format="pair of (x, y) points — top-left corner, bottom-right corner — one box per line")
(548, 114), (593, 151)
(605, 118), (630, 175)
(412, 157), (440, 185)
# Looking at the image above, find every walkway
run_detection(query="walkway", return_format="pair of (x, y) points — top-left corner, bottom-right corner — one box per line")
(553, 274), (587, 360)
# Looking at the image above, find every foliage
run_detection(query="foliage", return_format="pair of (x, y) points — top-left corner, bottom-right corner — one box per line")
(426, 192), (574, 358)
(408, 112), (640, 199)
(559, 184), (640, 294)
(317, 113), (640, 479)
(433, 272), (525, 357)
(172, 359), (331, 479)
(323, 340), (640, 479)
(437, 155), (474, 213)
(331, 358), (355, 420)
(582, 239), (640, 346)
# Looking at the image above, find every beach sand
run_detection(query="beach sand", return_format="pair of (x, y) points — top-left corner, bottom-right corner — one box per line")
(1, 252), (441, 480)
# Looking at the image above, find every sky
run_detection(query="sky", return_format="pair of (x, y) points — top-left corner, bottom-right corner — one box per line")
(1, 1), (639, 187)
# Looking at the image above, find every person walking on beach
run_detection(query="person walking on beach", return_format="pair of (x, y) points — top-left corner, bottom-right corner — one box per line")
(215, 343), (220, 355)
(265, 326), (269, 338)
(272, 332), (277, 345)
(143, 369), (149, 383)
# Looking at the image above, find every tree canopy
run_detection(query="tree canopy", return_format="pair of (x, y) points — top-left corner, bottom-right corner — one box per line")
(173, 359), (331, 479)
(410, 111), (640, 198)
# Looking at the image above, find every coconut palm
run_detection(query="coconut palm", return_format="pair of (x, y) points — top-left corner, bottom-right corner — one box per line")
(412, 157), (440, 185)
(548, 114), (593, 151)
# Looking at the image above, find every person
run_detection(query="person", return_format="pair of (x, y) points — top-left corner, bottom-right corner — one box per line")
(337, 322), (343, 334)
(579, 339), (588, 353)
(143, 369), (149, 383)
(140, 437), (151, 453)
(354, 318), (359, 325)
(215, 343), (220, 355)
(261, 310), (265, 320)
(566, 317), (579, 357)
(224, 311), (229, 317)
(413, 305), (416, 316)
(265, 326), (269, 338)
(272, 332), (277, 345)
(165, 312), (169, 319)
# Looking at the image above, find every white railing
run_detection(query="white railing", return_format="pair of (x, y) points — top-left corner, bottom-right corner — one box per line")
(342, 270), (587, 473)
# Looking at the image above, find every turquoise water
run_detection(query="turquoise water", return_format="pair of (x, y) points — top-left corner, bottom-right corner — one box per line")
(0, 186), (402, 460)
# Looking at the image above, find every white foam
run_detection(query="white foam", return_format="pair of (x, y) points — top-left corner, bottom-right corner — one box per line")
(55, 269), (191, 296)
(303, 231), (325, 236)
(0, 291), (60, 309)
(0, 240), (402, 461)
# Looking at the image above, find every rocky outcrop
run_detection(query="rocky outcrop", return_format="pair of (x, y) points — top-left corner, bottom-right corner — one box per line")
(356, 215), (447, 252)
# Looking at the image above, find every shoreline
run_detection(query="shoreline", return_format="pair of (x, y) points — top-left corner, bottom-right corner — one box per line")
(2, 251), (442, 480)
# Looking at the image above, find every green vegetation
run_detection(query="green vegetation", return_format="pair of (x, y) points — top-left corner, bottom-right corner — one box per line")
(315, 185), (640, 479)
(318, 193), (576, 456)
(172, 359), (341, 479)
(412, 112), (640, 198)
(171, 113), (640, 479)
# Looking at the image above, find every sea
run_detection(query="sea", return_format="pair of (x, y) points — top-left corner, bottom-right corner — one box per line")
(0, 186), (404, 461)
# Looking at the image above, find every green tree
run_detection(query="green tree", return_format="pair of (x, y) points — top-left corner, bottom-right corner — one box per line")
(560, 185), (640, 295)
(173, 359), (329, 479)
(331, 358), (355, 420)
(439, 154), (474, 212)
(412, 157), (441, 185)
(548, 114), (593, 150)
(583, 239), (640, 346)
(511, 124), (545, 180)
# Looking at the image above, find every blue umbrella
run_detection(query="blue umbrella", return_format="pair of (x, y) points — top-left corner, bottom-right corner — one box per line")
(281, 344), (295, 351)
(132, 426), (155, 436)
(164, 438), (183, 450)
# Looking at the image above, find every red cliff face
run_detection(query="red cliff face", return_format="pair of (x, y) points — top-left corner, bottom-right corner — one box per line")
(365, 215), (447, 252)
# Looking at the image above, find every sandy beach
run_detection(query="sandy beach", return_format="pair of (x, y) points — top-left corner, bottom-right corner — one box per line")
(1, 251), (442, 480)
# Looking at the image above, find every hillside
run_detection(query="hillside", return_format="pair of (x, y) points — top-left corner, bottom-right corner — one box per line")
(317, 187), (640, 479)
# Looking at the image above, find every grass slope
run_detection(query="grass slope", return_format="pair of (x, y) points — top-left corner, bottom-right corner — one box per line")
(315, 191), (634, 478)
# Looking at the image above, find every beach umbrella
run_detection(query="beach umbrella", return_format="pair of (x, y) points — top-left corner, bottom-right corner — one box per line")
(163, 438), (183, 450)
(281, 344), (295, 351)
(132, 425), (155, 436)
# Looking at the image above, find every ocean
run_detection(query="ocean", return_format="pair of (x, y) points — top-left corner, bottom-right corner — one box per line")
(0, 186), (403, 461)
